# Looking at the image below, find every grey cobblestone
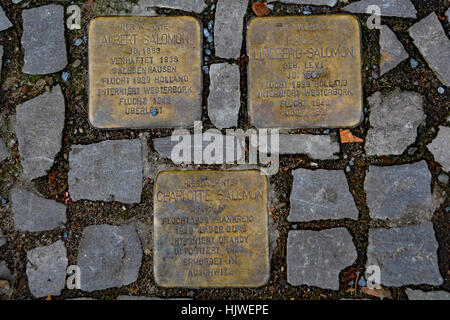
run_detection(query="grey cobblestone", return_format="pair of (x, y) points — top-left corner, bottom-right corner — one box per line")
(379, 25), (408, 76)
(406, 288), (450, 300)
(26, 241), (68, 298)
(77, 223), (142, 292)
(138, 0), (206, 13)
(208, 63), (241, 129)
(0, 138), (9, 162)
(0, 229), (5, 247)
(0, 6), (12, 31)
(287, 228), (357, 290)
(428, 126), (450, 172)
(289, 169), (358, 222)
(342, 0), (417, 18)
(365, 161), (435, 226)
(0, 261), (14, 297)
(15, 85), (65, 180)
(68, 139), (143, 203)
(11, 188), (67, 232)
(214, 0), (248, 59)
(367, 222), (443, 287)
(21, 4), (67, 74)
(409, 12), (450, 86)
(153, 134), (245, 164)
(365, 90), (425, 156)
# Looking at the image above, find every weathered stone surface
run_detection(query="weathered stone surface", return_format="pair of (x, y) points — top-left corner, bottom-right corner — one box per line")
(268, 0), (337, 6)
(0, 261), (14, 296)
(379, 25), (409, 75)
(289, 169), (358, 222)
(367, 223), (443, 286)
(438, 173), (449, 185)
(0, 45), (3, 78)
(265, 134), (340, 159)
(409, 13), (450, 86)
(0, 6), (12, 31)
(0, 229), (5, 247)
(408, 12), (450, 86)
(287, 228), (357, 289)
(406, 288), (450, 300)
(11, 188), (67, 232)
(365, 90), (425, 156)
(446, 7), (450, 21)
(16, 85), (65, 180)
(68, 140), (143, 203)
(77, 224), (142, 292)
(0, 139), (9, 162)
(343, 0), (417, 18)
(153, 134), (245, 164)
(428, 126), (450, 172)
(208, 63), (241, 129)
(138, 0), (206, 13)
(26, 241), (68, 298)
(214, 0), (248, 59)
(21, 4), (67, 74)
(365, 161), (435, 225)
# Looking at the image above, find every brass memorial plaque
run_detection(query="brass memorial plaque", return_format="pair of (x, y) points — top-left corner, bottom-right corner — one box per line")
(154, 170), (269, 287)
(247, 15), (363, 128)
(88, 16), (202, 129)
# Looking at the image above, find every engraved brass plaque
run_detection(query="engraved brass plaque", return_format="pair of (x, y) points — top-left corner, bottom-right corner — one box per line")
(88, 16), (202, 129)
(247, 15), (363, 128)
(154, 170), (269, 288)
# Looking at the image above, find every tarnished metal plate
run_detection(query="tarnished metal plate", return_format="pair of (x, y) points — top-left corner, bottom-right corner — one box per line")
(247, 15), (363, 128)
(154, 170), (269, 288)
(88, 16), (202, 129)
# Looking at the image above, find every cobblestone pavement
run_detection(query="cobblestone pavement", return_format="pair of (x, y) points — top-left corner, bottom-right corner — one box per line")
(0, 0), (449, 300)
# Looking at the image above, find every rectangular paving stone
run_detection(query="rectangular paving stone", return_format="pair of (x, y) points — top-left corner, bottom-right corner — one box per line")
(208, 63), (241, 129)
(247, 15), (363, 128)
(214, 0), (248, 59)
(88, 16), (202, 129)
(77, 223), (142, 292)
(287, 228), (357, 290)
(26, 241), (68, 298)
(289, 169), (358, 222)
(138, 0), (207, 13)
(68, 139), (143, 204)
(367, 223), (443, 286)
(21, 4), (67, 74)
(365, 161), (435, 226)
(154, 170), (269, 287)
(260, 134), (340, 159)
(153, 134), (246, 164)
(342, 0), (417, 18)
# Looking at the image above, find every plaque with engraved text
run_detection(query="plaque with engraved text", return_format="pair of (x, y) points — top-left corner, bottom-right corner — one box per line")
(247, 15), (363, 128)
(88, 16), (202, 129)
(154, 170), (269, 288)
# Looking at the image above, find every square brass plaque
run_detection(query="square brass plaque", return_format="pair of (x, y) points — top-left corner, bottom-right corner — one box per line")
(88, 16), (202, 129)
(154, 170), (269, 288)
(247, 15), (363, 128)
